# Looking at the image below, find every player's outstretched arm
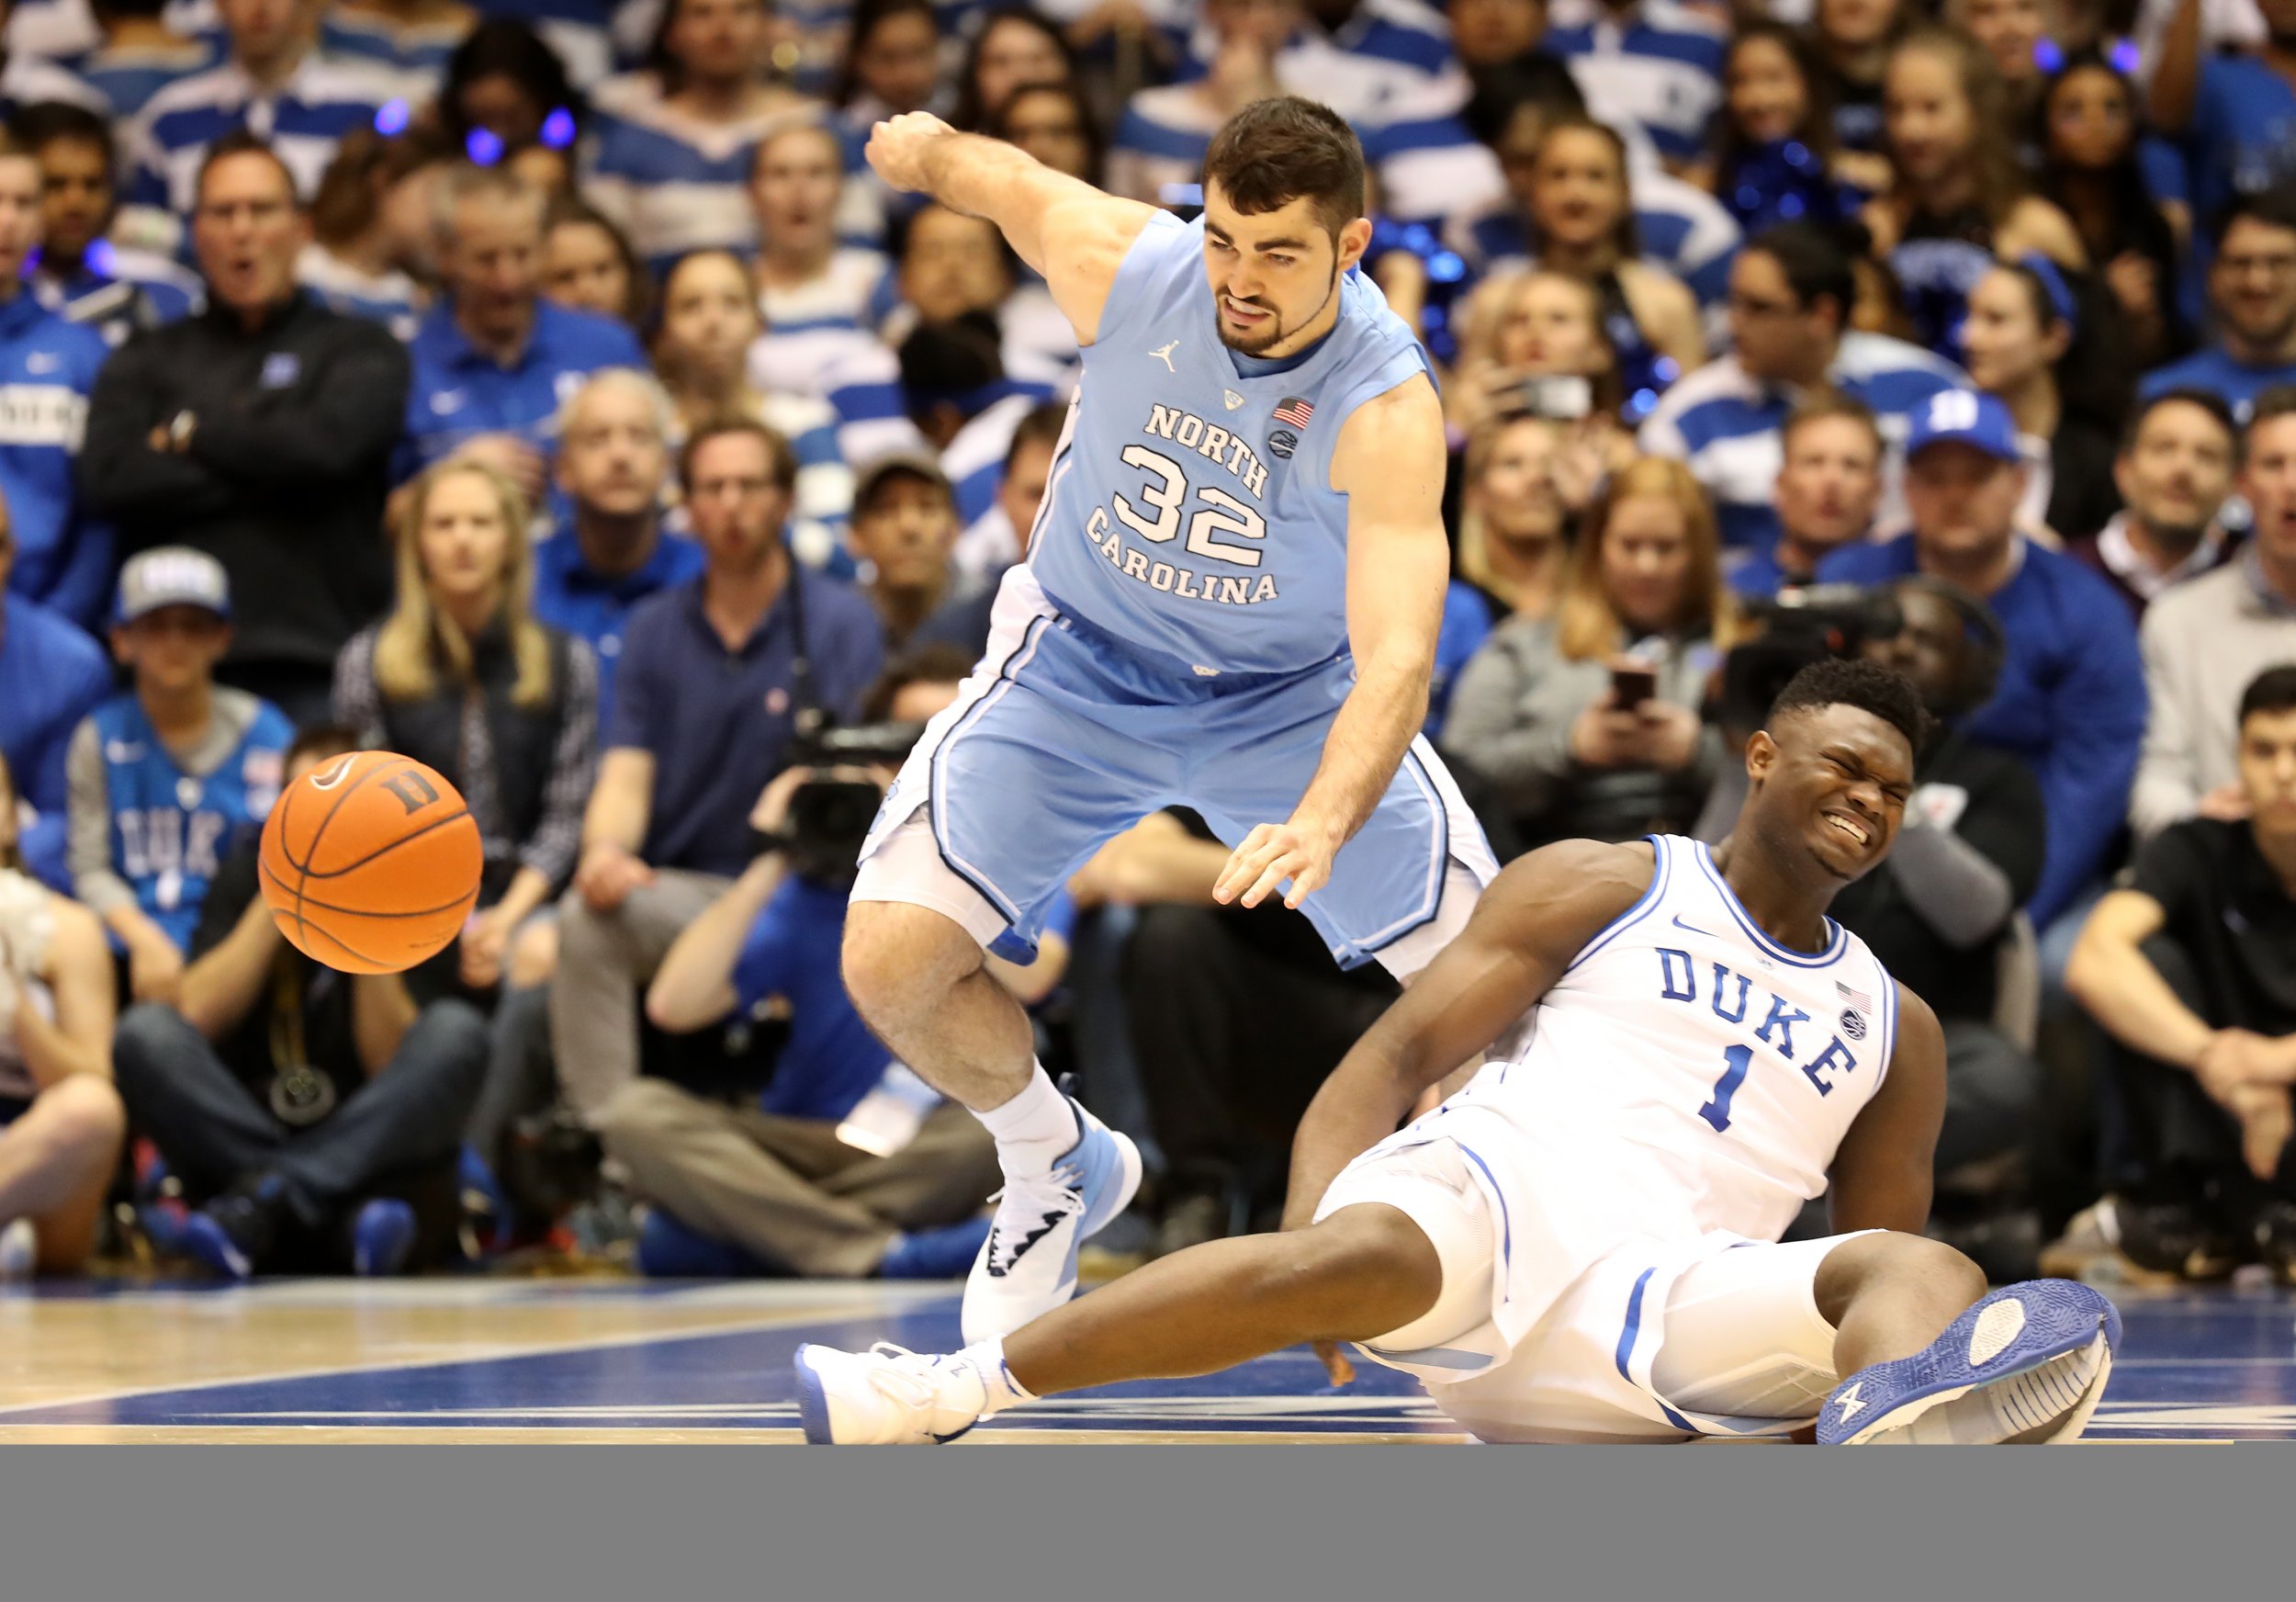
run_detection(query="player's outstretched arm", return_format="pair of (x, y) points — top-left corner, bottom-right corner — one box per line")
(1280, 839), (1656, 1231)
(865, 111), (1159, 346)
(1825, 983), (1945, 1237)
(1214, 375), (1451, 912)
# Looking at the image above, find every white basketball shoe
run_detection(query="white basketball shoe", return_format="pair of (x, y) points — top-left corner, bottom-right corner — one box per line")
(962, 1092), (1141, 1345)
(793, 1343), (993, 1444)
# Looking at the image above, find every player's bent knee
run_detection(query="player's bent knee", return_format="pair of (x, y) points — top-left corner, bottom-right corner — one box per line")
(841, 900), (985, 1025)
(1291, 1204), (1446, 1338)
(1815, 1231), (1987, 1326)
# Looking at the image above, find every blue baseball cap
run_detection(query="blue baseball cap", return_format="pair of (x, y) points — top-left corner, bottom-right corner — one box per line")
(116, 546), (231, 625)
(1904, 389), (2021, 466)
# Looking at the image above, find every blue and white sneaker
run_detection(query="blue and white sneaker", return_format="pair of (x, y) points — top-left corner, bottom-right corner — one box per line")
(793, 1343), (986, 1444)
(962, 1094), (1142, 1345)
(1819, 1280), (2121, 1444)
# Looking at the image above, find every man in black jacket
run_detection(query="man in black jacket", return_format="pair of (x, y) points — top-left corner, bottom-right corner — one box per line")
(76, 131), (410, 728)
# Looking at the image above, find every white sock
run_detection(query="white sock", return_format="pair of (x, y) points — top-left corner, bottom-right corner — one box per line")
(975, 1065), (1080, 1178)
(956, 1337), (1038, 1418)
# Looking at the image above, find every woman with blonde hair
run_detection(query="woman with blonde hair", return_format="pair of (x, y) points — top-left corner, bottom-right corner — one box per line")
(332, 459), (599, 995)
(1447, 268), (1639, 514)
(1442, 457), (1732, 851)
(0, 750), (123, 1279)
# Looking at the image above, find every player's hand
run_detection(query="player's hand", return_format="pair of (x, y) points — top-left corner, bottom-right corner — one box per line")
(866, 111), (956, 194)
(1214, 818), (1338, 910)
(575, 842), (655, 912)
(128, 936), (185, 1005)
(459, 904), (516, 989)
(1311, 1339), (1357, 1388)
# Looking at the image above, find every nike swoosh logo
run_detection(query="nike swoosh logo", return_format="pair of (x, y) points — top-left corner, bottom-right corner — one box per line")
(985, 1211), (1066, 1279)
(1671, 915), (1716, 938)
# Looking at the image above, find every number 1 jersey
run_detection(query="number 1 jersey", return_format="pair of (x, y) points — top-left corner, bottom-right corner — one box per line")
(1448, 835), (1904, 1255)
(1025, 210), (1434, 677)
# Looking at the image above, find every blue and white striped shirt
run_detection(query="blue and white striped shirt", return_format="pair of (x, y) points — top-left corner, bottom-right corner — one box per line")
(1638, 333), (1965, 551)
(1451, 164), (1741, 307)
(1168, 0), (1505, 225)
(319, 7), (474, 94)
(584, 89), (827, 279)
(66, 34), (218, 121)
(29, 243), (203, 349)
(0, 47), (108, 119)
(748, 322), (926, 469)
(120, 53), (411, 254)
(1546, 0), (1728, 166)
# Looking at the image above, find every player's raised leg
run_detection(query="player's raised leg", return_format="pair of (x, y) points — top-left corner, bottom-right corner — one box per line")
(1813, 1235), (2119, 1443)
(793, 1201), (1445, 1444)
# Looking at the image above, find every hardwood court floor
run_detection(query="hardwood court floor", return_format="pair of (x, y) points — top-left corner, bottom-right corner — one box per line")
(0, 1279), (2290, 1443)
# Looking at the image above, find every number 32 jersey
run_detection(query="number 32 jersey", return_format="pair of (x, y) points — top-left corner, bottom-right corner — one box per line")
(1026, 210), (1434, 676)
(1446, 835), (1904, 1258)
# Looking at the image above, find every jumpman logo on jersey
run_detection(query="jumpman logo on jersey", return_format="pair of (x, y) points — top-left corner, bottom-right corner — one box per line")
(1149, 341), (1179, 373)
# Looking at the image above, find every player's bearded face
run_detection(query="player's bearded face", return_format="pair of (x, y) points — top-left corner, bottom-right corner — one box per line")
(1211, 247), (1338, 355)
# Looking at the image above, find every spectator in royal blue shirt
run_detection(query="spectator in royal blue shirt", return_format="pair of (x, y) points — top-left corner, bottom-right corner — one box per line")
(1821, 388), (2148, 930)
(394, 164), (647, 511)
(2149, 0), (2296, 242)
(0, 498), (110, 890)
(2140, 191), (2296, 424)
(548, 417), (883, 1123)
(531, 368), (703, 711)
(0, 135), (111, 633)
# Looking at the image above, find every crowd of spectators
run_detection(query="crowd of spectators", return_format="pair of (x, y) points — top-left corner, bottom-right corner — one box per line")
(2, 0), (2296, 1288)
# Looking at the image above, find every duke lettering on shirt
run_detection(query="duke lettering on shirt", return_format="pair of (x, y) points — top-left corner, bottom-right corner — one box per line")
(1655, 946), (1858, 1095)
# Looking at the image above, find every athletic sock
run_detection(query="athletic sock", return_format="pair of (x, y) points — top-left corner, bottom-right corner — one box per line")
(954, 1337), (1038, 1418)
(976, 1065), (1080, 1178)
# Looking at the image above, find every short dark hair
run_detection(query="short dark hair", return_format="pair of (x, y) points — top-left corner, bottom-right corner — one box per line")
(195, 130), (299, 209)
(861, 643), (979, 722)
(1767, 658), (1931, 756)
(1781, 391), (1883, 459)
(2240, 664), (2296, 726)
(287, 723), (361, 771)
(679, 416), (797, 494)
(9, 99), (114, 171)
(1006, 400), (1068, 472)
(897, 312), (1005, 421)
(1746, 223), (1856, 330)
(2252, 385), (2296, 434)
(2116, 386), (2240, 459)
(1201, 96), (1366, 241)
(2210, 186), (2296, 253)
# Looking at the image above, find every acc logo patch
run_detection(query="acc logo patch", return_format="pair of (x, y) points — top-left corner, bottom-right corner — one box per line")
(1267, 428), (1298, 459)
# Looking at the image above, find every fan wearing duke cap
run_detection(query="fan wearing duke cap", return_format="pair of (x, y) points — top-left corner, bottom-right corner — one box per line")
(843, 96), (1497, 1347)
(1821, 389), (2145, 937)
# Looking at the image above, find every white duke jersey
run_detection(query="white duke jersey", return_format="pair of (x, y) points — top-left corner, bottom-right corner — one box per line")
(1442, 834), (1901, 1287)
(1025, 211), (1433, 676)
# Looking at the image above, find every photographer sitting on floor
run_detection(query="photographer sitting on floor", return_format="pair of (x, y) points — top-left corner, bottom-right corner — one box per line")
(592, 664), (1039, 1280)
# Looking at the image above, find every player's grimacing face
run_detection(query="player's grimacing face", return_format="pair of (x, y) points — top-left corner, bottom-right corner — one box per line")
(1201, 183), (1367, 357)
(1754, 705), (1912, 881)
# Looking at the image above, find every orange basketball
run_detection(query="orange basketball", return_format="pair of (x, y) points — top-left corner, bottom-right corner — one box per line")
(258, 750), (484, 975)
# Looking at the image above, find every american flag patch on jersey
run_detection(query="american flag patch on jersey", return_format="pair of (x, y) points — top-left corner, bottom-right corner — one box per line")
(1836, 979), (1875, 1012)
(1273, 397), (1314, 428)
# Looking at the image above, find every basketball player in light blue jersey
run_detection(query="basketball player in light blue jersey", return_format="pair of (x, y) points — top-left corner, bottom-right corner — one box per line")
(843, 96), (1500, 1342)
(799, 661), (2123, 1445)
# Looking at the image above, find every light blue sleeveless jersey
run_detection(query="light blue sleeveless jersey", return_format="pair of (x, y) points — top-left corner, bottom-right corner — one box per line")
(1026, 211), (1434, 677)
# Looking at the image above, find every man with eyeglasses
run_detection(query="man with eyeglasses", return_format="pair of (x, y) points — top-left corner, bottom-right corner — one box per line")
(78, 132), (411, 728)
(1640, 221), (1964, 554)
(2141, 192), (2296, 425)
(549, 418), (884, 1120)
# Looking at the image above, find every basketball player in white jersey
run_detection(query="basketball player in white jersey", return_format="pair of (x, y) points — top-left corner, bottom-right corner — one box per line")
(843, 98), (1496, 1345)
(797, 661), (2122, 1444)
